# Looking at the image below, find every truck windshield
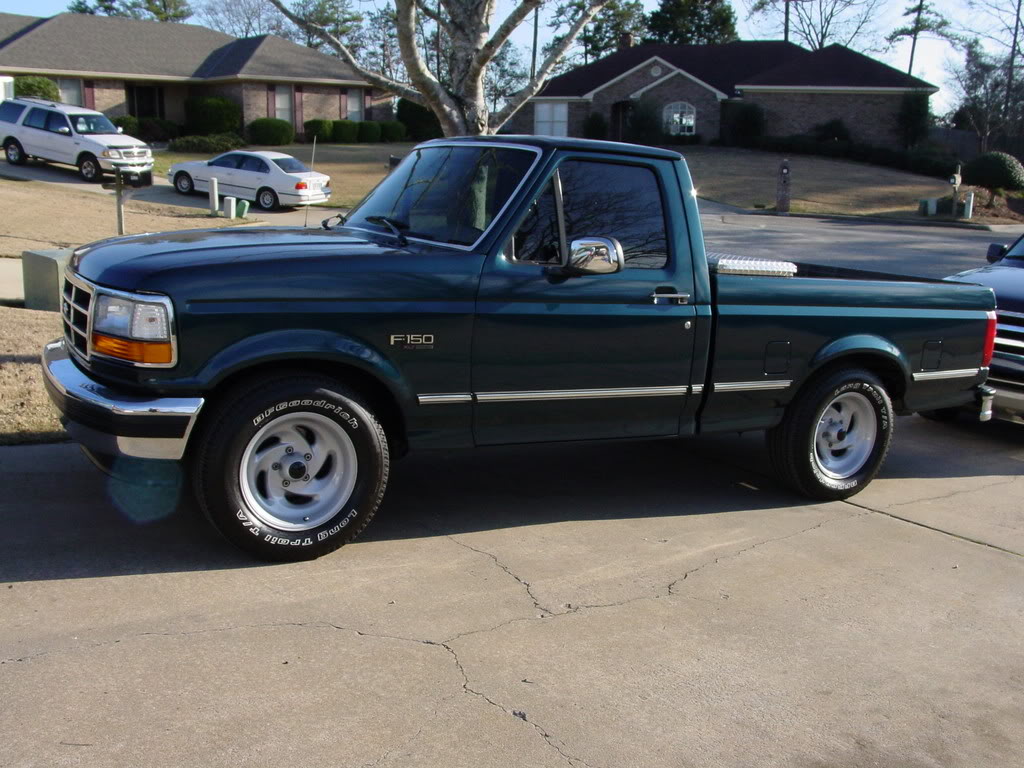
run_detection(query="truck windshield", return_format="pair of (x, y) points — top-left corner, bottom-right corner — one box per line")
(345, 145), (537, 246)
(70, 114), (119, 135)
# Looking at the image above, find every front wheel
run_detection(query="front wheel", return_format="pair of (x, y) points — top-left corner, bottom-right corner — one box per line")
(78, 154), (102, 182)
(174, 171), (194, 195)
(766, 368), (893, 500)
(193, 375), (390, 561)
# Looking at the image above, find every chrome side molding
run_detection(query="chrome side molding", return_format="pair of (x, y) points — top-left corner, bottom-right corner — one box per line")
(911, 368), (984, 382)
(713, 380), (792, 392)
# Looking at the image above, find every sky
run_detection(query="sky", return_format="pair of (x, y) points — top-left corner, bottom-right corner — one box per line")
(0, 0), (991, 114)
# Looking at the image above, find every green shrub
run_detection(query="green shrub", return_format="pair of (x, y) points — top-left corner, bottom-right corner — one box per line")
(14, 76), (60, 101)
(138, 117), (178, 142)
(896, 93), (931, 149)
(729, 102), (765, 147)
(168, 133), (245, 153)
(811, 119), (851, 143)
(332, 119), (359, 143)
(380, 120), (407, 142)
(625, 98), (664, 146)
(247, 117), (294, 145)
(396, 98), (443, 141)
(964, 151), (1024, 206)
(582, 112), (608, 140)
(357, 121), (381, 143)
(184, 96), (242, 136)
(303, 119), (334, 142)
(112, 115), (140, 137)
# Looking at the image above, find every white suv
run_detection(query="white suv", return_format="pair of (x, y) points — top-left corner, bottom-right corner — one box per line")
(0, 97), (153, 182)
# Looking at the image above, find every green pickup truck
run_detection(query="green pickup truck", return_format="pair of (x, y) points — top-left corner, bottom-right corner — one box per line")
(43, 136), (998, 560)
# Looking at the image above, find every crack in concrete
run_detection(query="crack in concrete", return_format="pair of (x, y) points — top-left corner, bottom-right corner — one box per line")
(883, 476), (1021, 510)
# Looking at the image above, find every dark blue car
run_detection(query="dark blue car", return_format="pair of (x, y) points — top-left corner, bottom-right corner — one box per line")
(950, 241), (1024, 423)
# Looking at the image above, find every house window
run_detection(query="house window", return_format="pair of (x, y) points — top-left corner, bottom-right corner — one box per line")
(56, 78), (83, 106)
(127, 83), (165, 119)
(663, 102), (695, 136)
(347, 88), (363, 121)
(534, 102), (568, 136)
(274, 85), (293, 124)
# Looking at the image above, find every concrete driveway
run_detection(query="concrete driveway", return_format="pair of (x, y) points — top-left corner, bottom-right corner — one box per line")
(2, 413), (1022, 768)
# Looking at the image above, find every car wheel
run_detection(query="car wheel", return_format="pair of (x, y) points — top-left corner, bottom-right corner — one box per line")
(193, 373), (390, 561)
(766, 367), (893, 500)
(78, 154), (102, 183)
(4, 139), (25, 166)
(174, 171), (194, 195)
(256, 187), (279, 211)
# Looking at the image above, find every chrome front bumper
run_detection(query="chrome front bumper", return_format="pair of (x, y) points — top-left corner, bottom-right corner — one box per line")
(988, 376), (1024, 424)
(41, 339), (203, 460)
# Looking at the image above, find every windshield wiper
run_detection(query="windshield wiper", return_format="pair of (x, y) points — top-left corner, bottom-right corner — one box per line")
(364, 215), (409, 246)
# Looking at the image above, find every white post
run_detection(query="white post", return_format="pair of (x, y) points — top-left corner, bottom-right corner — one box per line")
(964, 191), (975, 220)
(926, 198), (937, 216)
(209, 176), (219, 216)
(115, 170), (125, 235)
(224, 196), (236, 219)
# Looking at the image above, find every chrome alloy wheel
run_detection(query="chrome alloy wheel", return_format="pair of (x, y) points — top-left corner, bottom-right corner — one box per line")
(812, 391), (877, 479)
(239, 412), (359, 531)
(6, 143), (20, 163)
(259, 189), (276, 209)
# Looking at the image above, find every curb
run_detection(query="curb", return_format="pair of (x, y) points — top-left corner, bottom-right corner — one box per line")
(745, 209), (1024, 233)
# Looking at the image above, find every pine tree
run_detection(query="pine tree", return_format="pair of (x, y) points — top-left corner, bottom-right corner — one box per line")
(645, 0), (737, 45)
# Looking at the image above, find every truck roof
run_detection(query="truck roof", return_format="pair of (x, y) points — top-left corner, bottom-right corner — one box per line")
(421, 134), (684, 161)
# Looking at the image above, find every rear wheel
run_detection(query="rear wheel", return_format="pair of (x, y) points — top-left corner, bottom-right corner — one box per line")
(256, 187), (279, 210)
(78, 154), (102, 182)
(767, 368), (893, 500)
(4, 139), (25, 165)
(174, 171), (194, 195)
(193, 374), (390, 561)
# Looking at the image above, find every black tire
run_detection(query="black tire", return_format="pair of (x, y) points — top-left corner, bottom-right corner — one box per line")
(4, 139), (25, 166)
(766, 368), (894, 500)
(918, 407), (960, 423)
(174, 171), (194, 195)
(78, 154), (102, 182)
(192, 374), (390, 561)
(256, 187), (279, 210)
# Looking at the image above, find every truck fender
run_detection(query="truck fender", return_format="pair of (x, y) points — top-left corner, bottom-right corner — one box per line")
(809, 334), (912, 396)
(194, 329), (414, 412)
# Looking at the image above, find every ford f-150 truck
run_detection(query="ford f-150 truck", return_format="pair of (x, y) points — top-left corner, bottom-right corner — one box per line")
(42, 136), (998, 561)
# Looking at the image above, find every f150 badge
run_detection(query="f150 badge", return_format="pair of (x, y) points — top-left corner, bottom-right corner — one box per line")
(390, 333), (435, 350)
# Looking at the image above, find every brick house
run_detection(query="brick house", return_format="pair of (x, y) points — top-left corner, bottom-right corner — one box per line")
(0, 12), (387, 135)
(505, 40), (938, 149)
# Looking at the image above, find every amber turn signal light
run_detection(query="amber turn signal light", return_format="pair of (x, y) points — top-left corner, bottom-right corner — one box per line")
(93, 333), (173, 364)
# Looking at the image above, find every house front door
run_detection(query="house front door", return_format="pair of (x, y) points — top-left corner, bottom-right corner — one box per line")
(610, 101), (633, 141)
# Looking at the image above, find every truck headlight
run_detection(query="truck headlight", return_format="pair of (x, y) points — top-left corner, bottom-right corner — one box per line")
(101, 149), (122, 159)
(92, 293), (174, 365)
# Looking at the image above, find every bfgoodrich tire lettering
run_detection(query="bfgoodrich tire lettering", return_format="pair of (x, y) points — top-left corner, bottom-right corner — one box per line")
(193, 374), (389, 561)
(766, 368), (893, 500)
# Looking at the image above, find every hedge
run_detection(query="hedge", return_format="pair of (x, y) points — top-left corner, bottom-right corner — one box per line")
(963, 151), (1024, 194)
(380, 120), (407, 142)
(14, 76), (59, 102)
(112, 115), (140, 138)
(184, 96), (241, 136)
(138, 117), (179, 142)
(168, 133), (245, 153)
(582, 112), (608, 140)
(396, 98), (443, 141)
(357, 121), (381, 143)
(304, 119), (334, 142)
(332, 119), (359, 143)
(248, 117), (295, 145)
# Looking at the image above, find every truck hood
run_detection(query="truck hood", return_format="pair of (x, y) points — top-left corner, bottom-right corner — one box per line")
(71, 226), (397, 290)
(82, 133), (148, 149)
(948, 259), (1024, 314)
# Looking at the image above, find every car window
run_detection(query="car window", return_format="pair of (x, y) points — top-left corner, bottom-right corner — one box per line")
(507, 179), (561, 264)
(272, 157), (307, 173)
(23, 108), (48, 130)
(558, 160), (669, 269)
(69, 113), (118, 135)
(239, 156), (269, 173)
(0, 102), (26, 124)
(46, 112), (70, 134)
(210, 154), (244, 169)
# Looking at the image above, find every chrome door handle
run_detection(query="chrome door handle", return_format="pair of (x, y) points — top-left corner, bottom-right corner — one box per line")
(650, 292), (690, 305)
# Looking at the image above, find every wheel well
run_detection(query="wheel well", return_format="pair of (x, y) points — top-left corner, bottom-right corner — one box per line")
(806, 354), (908, 411)
(76, 151), (97, 165)
(197, 359), (409, 457)
(3, 136), (18, 147)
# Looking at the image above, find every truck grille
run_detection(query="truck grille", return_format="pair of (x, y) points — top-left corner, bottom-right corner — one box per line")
(61, 273), (93, 360)
(995, 310), (1024, 358)
(120, 148), (148, 160)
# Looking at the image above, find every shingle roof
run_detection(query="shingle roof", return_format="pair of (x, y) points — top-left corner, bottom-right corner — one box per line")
(0, 12), (366, 84)
(539, 40), (936, 98)
(738, 44), (936, 90)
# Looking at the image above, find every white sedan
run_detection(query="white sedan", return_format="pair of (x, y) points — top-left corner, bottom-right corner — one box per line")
(168, 150), (331, 210)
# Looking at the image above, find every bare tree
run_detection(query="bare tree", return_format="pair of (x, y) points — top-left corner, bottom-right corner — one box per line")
(965, 0), (1024, 118)
(947, 39), (1007, 151)
(195, 0), (295, 38)
(266, 0), (614, 135)
(746, 0), (884, 51)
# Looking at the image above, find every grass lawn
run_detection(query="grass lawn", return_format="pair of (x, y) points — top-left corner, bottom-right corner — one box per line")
(0, 306), (64, 445)
(153, 142), (416, 208)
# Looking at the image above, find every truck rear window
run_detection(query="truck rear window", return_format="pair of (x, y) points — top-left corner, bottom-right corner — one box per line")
(0, 101), (26, 124)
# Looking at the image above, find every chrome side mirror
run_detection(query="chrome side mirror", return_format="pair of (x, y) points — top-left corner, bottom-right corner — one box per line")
(117, 126), (124, 134)
(987, 243), (1008, 263)
(58, 126), (71, 135)
(566, 237), (624, 275)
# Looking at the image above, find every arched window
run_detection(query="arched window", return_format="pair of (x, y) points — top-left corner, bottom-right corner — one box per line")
(663, 102), (696, 136)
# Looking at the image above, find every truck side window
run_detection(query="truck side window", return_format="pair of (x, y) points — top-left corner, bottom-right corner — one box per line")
(507, 180), (561, 264)
(558, 160), (669, 269)
(23, 108), (48, 130)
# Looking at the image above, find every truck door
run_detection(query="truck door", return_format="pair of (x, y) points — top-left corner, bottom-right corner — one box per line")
(472, 155), (696, 445)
